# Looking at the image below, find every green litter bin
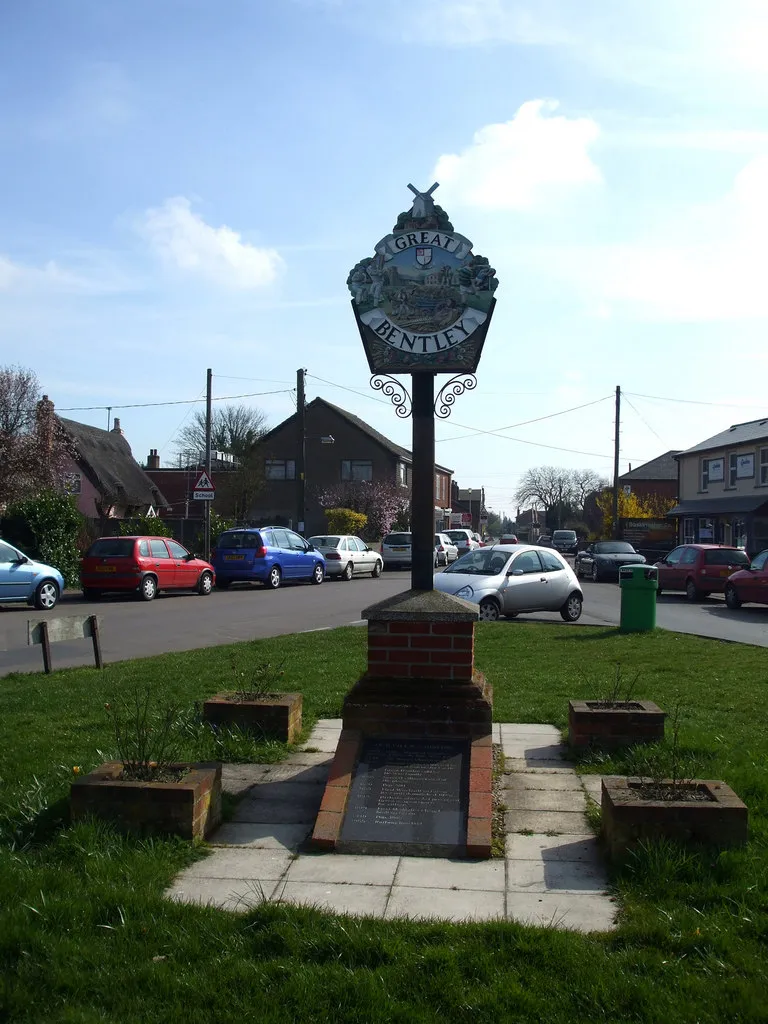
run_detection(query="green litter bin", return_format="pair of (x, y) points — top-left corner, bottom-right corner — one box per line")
(619, 564), (658, 632)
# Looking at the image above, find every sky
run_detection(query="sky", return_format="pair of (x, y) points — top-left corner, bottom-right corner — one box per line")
(1, 0), (768, 521)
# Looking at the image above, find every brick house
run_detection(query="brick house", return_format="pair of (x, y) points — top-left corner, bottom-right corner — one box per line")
(619, 450), (681, 505)
(669, 418), (768, 552)
(251, 397), (453, 536)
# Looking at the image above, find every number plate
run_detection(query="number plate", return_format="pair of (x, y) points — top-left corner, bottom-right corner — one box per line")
(96, 565), (116, 573)
(224, 554), (244, 561)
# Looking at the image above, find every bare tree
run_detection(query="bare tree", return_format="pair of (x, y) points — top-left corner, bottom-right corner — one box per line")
(173, 404), (269, 462)
(571, 469), (609, 513)
(0, 364), (39, 436)
(514, 466), (576, 516)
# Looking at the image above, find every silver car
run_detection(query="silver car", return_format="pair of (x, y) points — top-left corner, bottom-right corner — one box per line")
(433, 544), (583, 622)
(308, 535), (383, 580)
(381, 531), (412, 570)
(435, 532), (459, 567)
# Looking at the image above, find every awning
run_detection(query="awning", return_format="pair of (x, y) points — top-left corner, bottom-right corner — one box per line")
(667, 495), (768, 517)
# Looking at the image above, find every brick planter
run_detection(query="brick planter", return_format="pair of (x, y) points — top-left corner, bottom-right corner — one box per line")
(203, 693), (302, 744)
(70, 761), (222, 839)
(601, 775), (748, 858)
(568, 699), (666, 750)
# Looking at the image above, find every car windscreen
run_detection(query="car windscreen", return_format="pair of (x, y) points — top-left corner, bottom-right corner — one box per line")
(86, 538), (136, 558)
(446, 531), (469, 542)
(704, 549), (750, 566)
(553, 531), (576, 540)
(594, 542), (635, 554)
(384, 534), (411, 545)
(217, 531), (262, 550)
(445, 549), (510, 575)
(309, 536), (340, 547)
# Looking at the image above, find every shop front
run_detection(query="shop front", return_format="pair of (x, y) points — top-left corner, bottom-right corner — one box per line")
(668, 496), (768, 556)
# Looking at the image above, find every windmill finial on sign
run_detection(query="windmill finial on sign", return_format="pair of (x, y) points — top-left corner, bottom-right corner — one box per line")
(407, 182), (439, 219)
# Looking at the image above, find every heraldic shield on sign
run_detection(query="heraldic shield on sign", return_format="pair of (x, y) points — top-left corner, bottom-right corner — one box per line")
(347, 183), (499, 374)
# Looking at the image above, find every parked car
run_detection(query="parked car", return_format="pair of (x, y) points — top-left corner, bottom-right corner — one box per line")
(435, 533), (459, 567)
(655, 544), (751, 601)
(535, 535), (553, 547)
(308, 535), (383, 579)
(445, 529), (480, 558)
(472, 532), (485, 547)
(381, 532), (412, 570)
(80, 536), (215, 601)
(724, 549), (768, 609)
(552, 530), (578, 555)
(574, 541), (646, 582)
(433, 543), (583, 622)
(211, 527), (324, 589)
(0, 538), (64, 610)
(499, 534), (519, 545)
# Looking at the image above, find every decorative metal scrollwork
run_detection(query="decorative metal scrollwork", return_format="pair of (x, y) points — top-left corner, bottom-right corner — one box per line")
(435, 374), (477, 419)
(370, 374), (412, 418)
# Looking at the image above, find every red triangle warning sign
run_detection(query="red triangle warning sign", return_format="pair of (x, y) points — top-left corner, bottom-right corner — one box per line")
(193, 471), (214, 492)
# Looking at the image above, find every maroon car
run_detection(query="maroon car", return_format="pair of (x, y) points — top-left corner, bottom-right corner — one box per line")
(655, 544), (750, 601)
(80, 536), (215, 601)
(724, 549), (768, 609)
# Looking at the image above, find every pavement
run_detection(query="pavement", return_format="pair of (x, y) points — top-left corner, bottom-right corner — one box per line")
(167, 720), (617, 932)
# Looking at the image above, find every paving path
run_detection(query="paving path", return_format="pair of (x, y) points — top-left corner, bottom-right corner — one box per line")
(167, 721), (616, 932)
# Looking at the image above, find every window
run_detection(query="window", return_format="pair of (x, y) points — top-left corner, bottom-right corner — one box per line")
(728, 453), (737, 487)
(63, 472), (81, 495)
(512, 551), (543, 574)
(736, 452), (755, 479)
(87, 538), (135, 557)
(167, 540), (189, 559)
(265, 460), (295, 480)
(704, 549), (749, 567)
(272, 529), (292, 549)
(285, 531), (308, 551)
(683, 519), (695, 544)
(760, 448), (768, 486)
(680, 547), (698, 565)
(341, 460), (372, 482)
(751, 551), (768, 571)
(398, 462), (408, 486)
(350, 538), (365, 552)
(0, 540), (20, 562)
(665, 547), (684, 565)
(149, 540), (170, 558)
(139, 540), (151, 556)
(700, 459), (710, 490)
(698, 518), (714, 541)
(539, 550), (565, 572)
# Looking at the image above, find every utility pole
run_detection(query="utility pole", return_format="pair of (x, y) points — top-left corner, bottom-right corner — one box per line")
(612, 384), (621, 539)
(204, 368), (212, 560)
(296, 368), (306, 535)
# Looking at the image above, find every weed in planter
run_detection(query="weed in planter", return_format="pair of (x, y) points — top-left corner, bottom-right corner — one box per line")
(587, 662), (642, 709)
(229, 646), (286, 702)
(178, 704), (286, 764)
(630, 702), (708, 802)
(105, 686), (185, 782)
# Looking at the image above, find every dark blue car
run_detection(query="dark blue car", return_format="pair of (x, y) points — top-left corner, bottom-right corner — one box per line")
(212, 527), (325, 590)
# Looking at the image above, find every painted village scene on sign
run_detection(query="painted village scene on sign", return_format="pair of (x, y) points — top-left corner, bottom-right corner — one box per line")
(349, 183), (498, 373)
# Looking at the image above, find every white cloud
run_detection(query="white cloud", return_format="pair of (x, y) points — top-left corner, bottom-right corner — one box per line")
(0, 253), (132, 296)
(139, 197), (284, 290)
(433, 100), (601, 210)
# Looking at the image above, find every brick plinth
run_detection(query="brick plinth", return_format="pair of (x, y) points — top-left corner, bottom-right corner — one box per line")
(568, 699), (666, 750)
(203, 693), (302, 744)
(601, 776), (748, 858)
(311, 589), (493, 857)
(70, 761), (222, 839)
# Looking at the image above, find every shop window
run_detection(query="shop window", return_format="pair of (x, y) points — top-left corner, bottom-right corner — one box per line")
(760, 449), (768, 486)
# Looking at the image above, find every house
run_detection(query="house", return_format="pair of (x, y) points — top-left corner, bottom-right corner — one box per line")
(143, 450), (239, 522)
(251, 397), (453, 536)
(619, 450), (681, 504)
(669, 418), (768, 552)
(56, 415), (169, 520)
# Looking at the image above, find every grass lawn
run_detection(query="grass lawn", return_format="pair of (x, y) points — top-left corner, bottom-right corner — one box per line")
(1, 623), (767, 1023)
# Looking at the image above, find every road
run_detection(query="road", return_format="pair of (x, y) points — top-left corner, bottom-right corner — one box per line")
(2, 570), (767, 676)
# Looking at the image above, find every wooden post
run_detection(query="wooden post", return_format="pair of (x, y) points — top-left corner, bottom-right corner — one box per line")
(89, 615), (103, 669)
(40, 621), (53, 674)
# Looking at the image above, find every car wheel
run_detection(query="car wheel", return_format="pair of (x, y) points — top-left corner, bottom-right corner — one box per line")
(82, 588), (101, 601)
(198, 571), (213, 596)
(478, 598), (501, 622)
(140, 575), (158, 601)
(560, 592), (583, 622)
(311, 563), (324, 585)
(591, 564), (599, 583)
(215, 580), (231, 590)
(685, 578), (702, 602)
(34, 580), (59, 610)
(267, 566), (282, 589)
(371, 560), (382, 578)
(725, 585), (742, 610)
(656, 586), (663, 597)
(342, 561), (354, 581)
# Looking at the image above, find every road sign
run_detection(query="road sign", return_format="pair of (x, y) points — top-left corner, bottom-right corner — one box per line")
(193, 471), (215, 501)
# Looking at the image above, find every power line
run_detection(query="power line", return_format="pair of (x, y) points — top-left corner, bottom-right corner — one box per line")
(626, 391), (768, 409)
(438, 395), (612, 442)
(623, 394), (665, 444)
(57, 388), (294, 413)
(213, 375), (294, 384)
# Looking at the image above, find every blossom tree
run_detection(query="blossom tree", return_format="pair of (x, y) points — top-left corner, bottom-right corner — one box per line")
(316, 480), (410, 540)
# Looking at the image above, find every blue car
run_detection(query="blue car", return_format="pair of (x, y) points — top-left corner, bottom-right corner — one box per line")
(212, 527), (325, 590)
(0, 538), (65, 609)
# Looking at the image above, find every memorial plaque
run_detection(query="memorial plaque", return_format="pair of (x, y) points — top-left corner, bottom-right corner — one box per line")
(339, 737), (469, 853)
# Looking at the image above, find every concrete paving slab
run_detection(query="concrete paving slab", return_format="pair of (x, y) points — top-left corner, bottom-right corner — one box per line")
(317, 718), (343, 728)
(507, 891), (617, 932)
(221, 764), (271, 797)
(285, 853), (399, 886)
(502, 740), (570, 761)
(301, 735), (340, 753)
(500, 724), (562, 738)
(506, 857), (609, 894)
(211, 822), (312, 850)
(395, 857), (506, 892)
(492, 723), (501, 743)
(502, 787), (586, 813)
(505, 809), (594, 835)
(281, 751), (333, 767)
(231, 799), (318, 824)
(505, 834), (604, 864)
(178, 847), (293, 880)
(504, 758), (574, 773)
(166, 876), (279, 912)
(507, 771), (583, 791)
(385, 886), (505, 923)
(274, 881), (389, 917)
(258, 763), (330, 784)
(580, 775), (604, 802)
(243, 781), (324, 803)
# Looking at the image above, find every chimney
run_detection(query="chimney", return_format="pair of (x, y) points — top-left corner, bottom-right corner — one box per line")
(147, 448), (160, 470)
(36, 394), (55, 452)
(111, 417), (123, 435)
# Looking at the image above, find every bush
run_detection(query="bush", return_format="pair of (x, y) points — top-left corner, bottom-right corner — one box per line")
(324, 508), (368, 535)
(2, 490), (84, 587)
(119, 514), (173, 538)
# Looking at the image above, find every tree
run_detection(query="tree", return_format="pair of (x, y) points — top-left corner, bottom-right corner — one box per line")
(316, 480), (410, 540)
(571, 469), (609, 511)
(514, 466), (609, 528)
(173, 404), (269, 462)
(0, 364), (38, 436)
(215, 450), (266, 521)
(594, 489), (676, 537)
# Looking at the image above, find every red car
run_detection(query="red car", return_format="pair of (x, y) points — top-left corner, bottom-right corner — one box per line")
(655, 544), (750, 601)
(724, 549), (768, 609)
(80, 536), (215, 601)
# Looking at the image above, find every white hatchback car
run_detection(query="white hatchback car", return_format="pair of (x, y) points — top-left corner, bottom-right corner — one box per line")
(445, 529), (480, 558)
(433, 543), (583, 622)
(435, 533), (459, 567)
(308, 535), (383, 580)
(381, 531), (413, 570)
